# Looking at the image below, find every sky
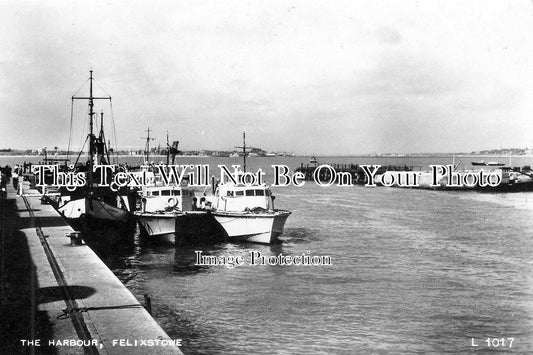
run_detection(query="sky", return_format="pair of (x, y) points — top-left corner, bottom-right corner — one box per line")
(1, 0), (533, 155)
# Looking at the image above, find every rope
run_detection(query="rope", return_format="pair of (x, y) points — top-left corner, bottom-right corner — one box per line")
(67, 99), (74, 161)
(57, 304), (143, 320)
(93, 77), (112, 98)
(75, 103), (89, 159)
(71, 77), (90, 97)
(74, 135), (89, 166)
(92, 77), (117, 164)
(110, 100), (118, 165)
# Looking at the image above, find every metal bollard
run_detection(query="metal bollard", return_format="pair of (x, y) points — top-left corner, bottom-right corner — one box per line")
(66, 231), (83, 245)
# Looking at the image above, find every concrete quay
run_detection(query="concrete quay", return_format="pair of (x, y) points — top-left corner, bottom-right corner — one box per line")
(0, 182), (182, 354)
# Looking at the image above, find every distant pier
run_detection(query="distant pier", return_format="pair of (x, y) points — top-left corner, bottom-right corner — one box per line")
(295, 161), (414, 185)
(295, 159), (533, 191)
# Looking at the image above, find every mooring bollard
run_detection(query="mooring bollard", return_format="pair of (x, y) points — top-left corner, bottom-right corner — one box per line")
(66, 231), (83, 245)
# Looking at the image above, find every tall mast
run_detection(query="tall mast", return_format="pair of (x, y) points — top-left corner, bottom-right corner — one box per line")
(243, 132), (246, 173)
(142, 127), (154, 164)
(235, 131), (247, 172)
(88, 70), (95, 186)
(71, 70), (112, 186)
(166, 131), (169, 166)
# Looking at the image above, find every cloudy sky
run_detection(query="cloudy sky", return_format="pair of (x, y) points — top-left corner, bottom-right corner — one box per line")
(1, 0), (532, 155)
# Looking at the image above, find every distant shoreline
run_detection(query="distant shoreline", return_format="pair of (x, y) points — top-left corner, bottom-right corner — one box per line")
(1, 154), (533, 159)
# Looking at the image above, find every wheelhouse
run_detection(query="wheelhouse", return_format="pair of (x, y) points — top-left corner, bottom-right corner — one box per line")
(212, 184), (274, 212)
(140, 186), (195, 212)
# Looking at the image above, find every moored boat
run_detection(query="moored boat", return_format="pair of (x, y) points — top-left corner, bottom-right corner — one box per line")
(134, 183), (197, 241)
(471, 160), (505, 167)
(209, 133), (291, 244)
(487, 161), (505, 166)
(374, 165), (533, 192)
(210, 190), (291, 244)
(132, 131), (200, 242)
(471, 160), (486, 166)
(51, 71), (136, 232)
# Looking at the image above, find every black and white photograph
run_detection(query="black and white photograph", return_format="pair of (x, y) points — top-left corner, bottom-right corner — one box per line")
(1, 0), (533, 353)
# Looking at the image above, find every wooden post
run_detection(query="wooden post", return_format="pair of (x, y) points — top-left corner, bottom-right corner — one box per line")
(144, 294), (152, 315)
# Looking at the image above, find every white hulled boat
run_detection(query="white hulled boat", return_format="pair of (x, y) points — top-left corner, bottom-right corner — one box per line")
(134, 182), (196, 241)
(132, 132), (198, 242)
(209, 132), (291, 244)
(210, 182), (291, 244)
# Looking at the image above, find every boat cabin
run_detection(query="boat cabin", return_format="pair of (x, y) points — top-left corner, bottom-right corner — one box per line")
(211, 184), (274, 212)
(140, 186), (195, 212)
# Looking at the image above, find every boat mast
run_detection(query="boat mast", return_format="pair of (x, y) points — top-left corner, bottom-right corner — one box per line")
(88, 70), (95, 186)
(166, 131), (169, 166)
(142, 127), (154, 164)
(235, 131), (247, 172)
(243, 132), (246, 173)
(71, 70), (112, 187)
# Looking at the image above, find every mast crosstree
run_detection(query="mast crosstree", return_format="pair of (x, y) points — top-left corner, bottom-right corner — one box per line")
(71, 71), (112, 186)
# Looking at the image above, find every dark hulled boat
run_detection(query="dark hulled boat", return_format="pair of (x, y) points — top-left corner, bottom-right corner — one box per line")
(51, 71), (136, 233)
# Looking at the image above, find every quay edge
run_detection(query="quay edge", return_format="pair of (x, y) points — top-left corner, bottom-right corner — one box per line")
(0, 181), (183, 354)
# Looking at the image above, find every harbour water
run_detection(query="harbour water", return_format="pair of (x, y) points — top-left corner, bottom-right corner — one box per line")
(3, 155), (533, 353)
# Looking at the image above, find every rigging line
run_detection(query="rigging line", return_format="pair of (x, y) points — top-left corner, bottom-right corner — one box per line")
(100, 112), (111, 164)
(76, 103), (89, 157)
(67, 99), (74, 161)
(110, 100), (119, 164)
(93, 77), (112, 98)
(74, 135), (90, 166)
(71, 78), (90, 98)
(57, 304), (143, 319)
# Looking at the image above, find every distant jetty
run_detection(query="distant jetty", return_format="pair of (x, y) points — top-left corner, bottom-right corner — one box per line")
(295, 158), (533, 192)
(295, 159), (415, 185)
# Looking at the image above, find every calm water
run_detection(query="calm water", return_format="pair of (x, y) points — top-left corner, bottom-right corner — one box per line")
(3, 155), (533, 353)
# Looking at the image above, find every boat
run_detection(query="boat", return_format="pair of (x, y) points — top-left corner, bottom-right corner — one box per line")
(210, 182), (291, 244)
(134, 183), (196, 242)
(52, 71), (136, 230)
(372, 164), (533, 192)
(480, 166), (533, 191)
(471, 160), (486, 166)
(471, 160), (505, 167)
(132, 131), (199, 242)
(209, 133), (291, 244)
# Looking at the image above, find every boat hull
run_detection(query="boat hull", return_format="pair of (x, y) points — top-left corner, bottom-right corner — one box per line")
(212, 210), (291, 244)
(135, 212), (179, 242)
(86, 198), (131, 223)
(49, 199), (136, 249)
(57, 197), (132, 224)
